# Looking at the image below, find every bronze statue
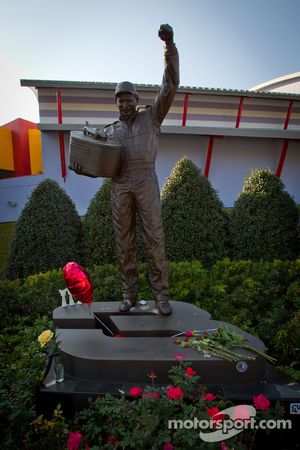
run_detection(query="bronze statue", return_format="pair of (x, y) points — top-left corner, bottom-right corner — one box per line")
(74, 24), (179, 315)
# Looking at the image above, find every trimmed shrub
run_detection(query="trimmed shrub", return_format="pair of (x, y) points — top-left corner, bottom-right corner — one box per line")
(84, 179), (146, 266)
(230, 169), (299, 260)
(161, 157), (229, 266)
(5, 179), (84, 280)
(0, 259), (299, 365)
(84, 179), (117, 266)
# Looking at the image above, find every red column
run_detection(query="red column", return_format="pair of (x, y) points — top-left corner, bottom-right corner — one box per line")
(56, 89), (66, 181)
(182, 94), (189, 126)
(235, 97), (245, 128)
(276, 100), (294, 178)
(204, 136), (214, 178)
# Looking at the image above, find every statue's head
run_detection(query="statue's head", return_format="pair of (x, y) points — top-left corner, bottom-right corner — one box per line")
(115, 81), (139, 123)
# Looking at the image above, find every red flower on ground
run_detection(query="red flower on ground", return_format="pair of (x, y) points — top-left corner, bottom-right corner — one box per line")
(206, 406), (226, 425)
(106, 435), (118, 445)
(204, 393), (217, 401)
(185, 330), (194, 337)
(67, 431), (83, 450)
(163, 442), (174, 450)
(129, 386), (143, 397)
(166, 385), (184, 400)
(185, 366), (196, 377)
(253, 393), (270, 411)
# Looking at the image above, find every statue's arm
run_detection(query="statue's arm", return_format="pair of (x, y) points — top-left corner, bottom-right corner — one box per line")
(152, 24), (180, 126)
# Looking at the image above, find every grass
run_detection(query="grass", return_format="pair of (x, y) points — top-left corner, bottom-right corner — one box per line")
(0, 222), (15, 278)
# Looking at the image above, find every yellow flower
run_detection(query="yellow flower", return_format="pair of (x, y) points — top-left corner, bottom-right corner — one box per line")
(38, 330), (54, 347)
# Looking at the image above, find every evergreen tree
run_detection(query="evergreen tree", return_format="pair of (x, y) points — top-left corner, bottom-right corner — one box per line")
(161, 157), (229, 265)
(84, 179), (117, 266)
(230, 169), (299, 260)
(5, 179), (84, 279)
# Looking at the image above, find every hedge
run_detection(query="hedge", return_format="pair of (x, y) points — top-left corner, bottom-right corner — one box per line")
(1, 259), (299, 367)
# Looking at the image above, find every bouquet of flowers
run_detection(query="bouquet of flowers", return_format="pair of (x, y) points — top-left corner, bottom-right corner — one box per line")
(174, 326), (276, 363)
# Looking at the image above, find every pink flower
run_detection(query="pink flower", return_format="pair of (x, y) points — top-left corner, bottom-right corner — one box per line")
(175, 352), (187, 360)
(185, 367), (196, 377)
(221, 442), (228, 450)
(185, 330), (194, 337)
(129, 386), (143, 397)
(106, 435), (118, 445)
(204, 393), (217, 401)
(253, 394), (270, 411)
(67, 431), (83, 450)
(164, 442), (174, 450)
(166, 385), (184, 400)
(232, 405), (254, 422)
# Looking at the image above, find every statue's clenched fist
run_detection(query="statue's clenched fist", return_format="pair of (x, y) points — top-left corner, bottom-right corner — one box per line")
(158, 24), (174, 44)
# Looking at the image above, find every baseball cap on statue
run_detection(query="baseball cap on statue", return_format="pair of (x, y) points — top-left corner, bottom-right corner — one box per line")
(115, 81), (139, 101)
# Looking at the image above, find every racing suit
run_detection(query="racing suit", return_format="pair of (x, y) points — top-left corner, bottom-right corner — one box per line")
(104, 42), (179, 304)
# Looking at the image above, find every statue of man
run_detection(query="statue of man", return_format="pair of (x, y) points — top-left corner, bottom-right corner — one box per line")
(75, 24), (179, 315)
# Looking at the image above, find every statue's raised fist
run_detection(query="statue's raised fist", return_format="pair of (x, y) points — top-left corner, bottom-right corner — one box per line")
(158, 24), (174, 43)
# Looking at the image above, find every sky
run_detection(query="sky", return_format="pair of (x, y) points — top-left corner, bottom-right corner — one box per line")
(0, 0), (299, 125)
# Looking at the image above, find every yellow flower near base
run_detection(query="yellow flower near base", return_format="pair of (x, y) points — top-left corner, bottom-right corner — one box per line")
(38, 330), (54, 347)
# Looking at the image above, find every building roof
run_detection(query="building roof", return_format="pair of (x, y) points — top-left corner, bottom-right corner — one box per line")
(250, 71), (300, 92)
(20, 79), (300, 101)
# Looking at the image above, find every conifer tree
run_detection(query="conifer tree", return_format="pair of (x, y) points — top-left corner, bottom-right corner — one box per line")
(161, 157), (229, 265)
(230, 169), (299, 260)
(84, 179), (117, 266)
(5, 179), (84, 279)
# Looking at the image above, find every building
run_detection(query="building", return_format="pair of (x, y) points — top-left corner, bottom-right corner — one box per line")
(0, 75), (299, 223)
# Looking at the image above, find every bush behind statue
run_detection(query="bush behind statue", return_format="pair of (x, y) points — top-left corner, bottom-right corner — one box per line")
(230, 169), (300, 260)
(84, 179), (117, 266)
(2, 259), (299, 367)
(161, 157), (229, 266)
(5, 179), (84, 280)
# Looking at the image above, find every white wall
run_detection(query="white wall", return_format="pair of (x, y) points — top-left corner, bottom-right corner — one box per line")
(0, 131), (299, 222)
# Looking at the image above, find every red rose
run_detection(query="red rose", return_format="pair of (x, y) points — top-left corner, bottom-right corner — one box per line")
(164, 442), (174, 450)
(129, 386), (143, 397)
(67, 431), (83, 450)
(253, 394), (270, 411)
(175, 352), (187, 361)
(166, 385), (184, 400)
(185, 367), (196, 377)
(206, 406), (226, 424)
(204, 393), (217, 401)
(185, 330), (194, 337)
